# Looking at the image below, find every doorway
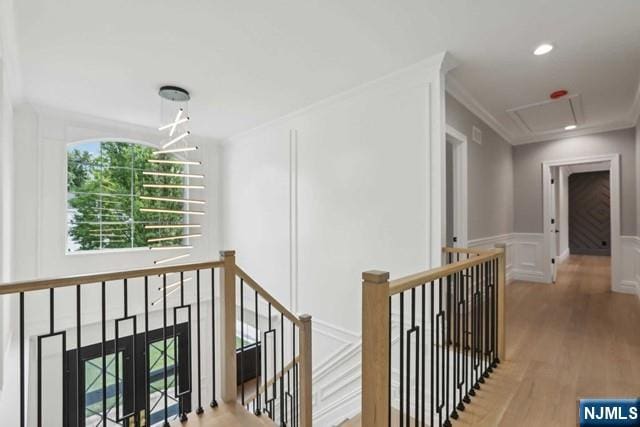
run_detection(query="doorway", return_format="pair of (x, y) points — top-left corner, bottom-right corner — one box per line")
(542, 154), (621, 291)
(444, 125), (468, 248)
(568, 171), (611, 256)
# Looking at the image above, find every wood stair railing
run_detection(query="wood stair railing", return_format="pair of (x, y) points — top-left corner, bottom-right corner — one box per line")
(360, 245), (506, 427)
(0, 249), (311, 427)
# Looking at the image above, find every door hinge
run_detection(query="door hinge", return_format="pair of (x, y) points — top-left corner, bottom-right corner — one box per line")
(551, 218), (555, 225)
(551, 178), (555, 184)
(453, 236), (458, 243)
(551, 258), (556, 264)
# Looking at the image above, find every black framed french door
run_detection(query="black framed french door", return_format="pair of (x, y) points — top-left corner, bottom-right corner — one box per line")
(66, 323), (191, 427)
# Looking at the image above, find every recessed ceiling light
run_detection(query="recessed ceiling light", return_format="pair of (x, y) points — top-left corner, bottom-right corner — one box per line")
(564, 125), (577, 130)
(534, 43), (554, 56)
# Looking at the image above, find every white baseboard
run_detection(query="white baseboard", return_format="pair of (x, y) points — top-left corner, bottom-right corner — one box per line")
(558, 248), (570, 264)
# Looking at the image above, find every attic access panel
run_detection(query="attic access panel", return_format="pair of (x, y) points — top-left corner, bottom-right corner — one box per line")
(507, 94), (584, 134)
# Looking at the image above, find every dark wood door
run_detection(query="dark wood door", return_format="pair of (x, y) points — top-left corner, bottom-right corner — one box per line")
(569, 171), (611, 256)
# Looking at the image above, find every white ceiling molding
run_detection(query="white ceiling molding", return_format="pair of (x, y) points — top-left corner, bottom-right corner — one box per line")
(445, 75), (514, 144)
(513, 119), (635, 145)
(447, 74), (639, 146)
(0, 0), (23, 102)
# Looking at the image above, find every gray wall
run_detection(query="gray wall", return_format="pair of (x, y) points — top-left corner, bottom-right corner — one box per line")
(513, 128), (637, 235)
(446, 93), (514, 240)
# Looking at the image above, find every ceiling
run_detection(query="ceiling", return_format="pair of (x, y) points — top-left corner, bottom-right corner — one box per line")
(9, 0), (640, 142)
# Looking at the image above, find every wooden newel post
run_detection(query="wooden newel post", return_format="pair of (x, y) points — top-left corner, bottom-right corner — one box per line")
(219, 250), (237, 402)
(299, 314), (313, 427)
(494, 244), (506, 361)
(361, 270), (390, 427)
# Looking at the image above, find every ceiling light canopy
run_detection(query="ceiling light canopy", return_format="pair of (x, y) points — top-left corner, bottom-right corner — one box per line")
(533, 43), (554, 56)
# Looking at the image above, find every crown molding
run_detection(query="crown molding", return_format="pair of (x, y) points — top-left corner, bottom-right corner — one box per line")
(445, 75), (515, 144)
(512, 119), (635, 145)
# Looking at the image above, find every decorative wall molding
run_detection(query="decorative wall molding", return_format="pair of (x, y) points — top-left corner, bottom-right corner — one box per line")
(620, 236), (640, 295)
(469, 233), (640, 293)
(468, 232), (547, 284)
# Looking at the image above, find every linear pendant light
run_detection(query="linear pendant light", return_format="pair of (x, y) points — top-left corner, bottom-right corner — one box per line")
(149, 245), (194, 251)
(141, 207), (205, 215)
(148, 159), (201, 166)
(157, 277), (193, 291)
(142, 171), (204, 179)
(140, 196), (205, 205)
(147, 233), (202, 243)
(153, 146), (198, 155)
(145, 224), (201, 229)
(162, 131), (190, 149)
(143, 86), (208, 264)
(143, 184), (205, 190)
(154, 253), (191, 265)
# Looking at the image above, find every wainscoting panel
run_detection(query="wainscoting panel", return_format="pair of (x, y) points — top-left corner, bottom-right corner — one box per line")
(468, 233), (546, 283)
(620, 236), (640, 295)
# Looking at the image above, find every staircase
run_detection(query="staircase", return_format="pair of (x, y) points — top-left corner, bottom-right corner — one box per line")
(0, 250), (311, 427)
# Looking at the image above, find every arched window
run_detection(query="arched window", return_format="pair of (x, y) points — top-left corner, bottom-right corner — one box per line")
(66, 140), (189, 252)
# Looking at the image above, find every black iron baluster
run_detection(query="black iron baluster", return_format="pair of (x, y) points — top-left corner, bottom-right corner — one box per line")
(240, 278), (245, 405)
(102, 282), (107, 426)
(421, 283), (426, 426)
(430, 282), (434, 427)
(483, 261), (490, 379)
(175, 271), (191, 422)
(491, 258), (499, 368)
(464, 267), (471, 403)
(20, 292), (25, 427)
(280, 313), (285, 425)
(399, 291), (404, 427)
(457, 271), (465, 412)
(211, 268), (218, 408)
(292, 322), (297, 427)
(163, 273), (168, 426)
(76, 286), (82, 426)
(196, 270), (204, 415)
(478, 262), (485, 385)
(388, 297), (392, 427)
(438, 277), (445, 427)
(116, 278), (138, 426)
(473, 264), (481, 391)
(145, 276), (150, 427)
(255, 290), (261, 416)
(444, 275), (451, 427)
(451, 272), (458, 421)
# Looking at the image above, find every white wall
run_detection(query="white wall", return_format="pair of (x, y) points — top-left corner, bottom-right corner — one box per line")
(222, 54), (449, 424)
(0, 0), (17, 400)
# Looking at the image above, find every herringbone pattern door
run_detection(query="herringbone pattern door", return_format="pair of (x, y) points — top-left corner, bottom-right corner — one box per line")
(569, 171), (611, 256)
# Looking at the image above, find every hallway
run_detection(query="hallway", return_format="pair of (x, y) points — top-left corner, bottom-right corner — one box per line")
(454, 255), (640, 426)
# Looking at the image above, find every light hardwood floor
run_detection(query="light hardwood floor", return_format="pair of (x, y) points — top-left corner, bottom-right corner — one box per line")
(451, 255), (640, 426)
(342, 255), (640, 427)
(170, 402), (276, 427)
